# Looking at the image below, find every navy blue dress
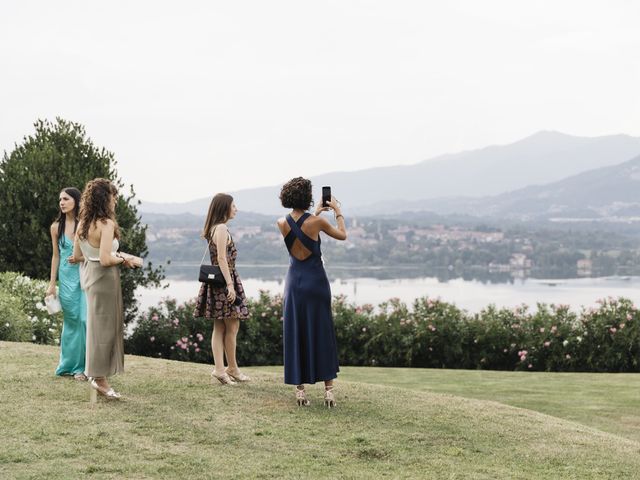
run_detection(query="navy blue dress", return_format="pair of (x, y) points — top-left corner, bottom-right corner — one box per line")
(283, 213), (340, 385)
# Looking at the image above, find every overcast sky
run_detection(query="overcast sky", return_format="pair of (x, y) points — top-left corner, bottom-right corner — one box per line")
(1, 1), (639, 202)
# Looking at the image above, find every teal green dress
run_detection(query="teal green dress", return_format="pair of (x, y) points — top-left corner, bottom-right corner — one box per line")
(55, 234), (87, 376)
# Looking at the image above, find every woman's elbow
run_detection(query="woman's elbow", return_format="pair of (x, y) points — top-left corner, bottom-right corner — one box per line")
(338, 233), (348, 241)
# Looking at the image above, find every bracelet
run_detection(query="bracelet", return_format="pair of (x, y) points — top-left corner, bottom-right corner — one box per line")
(335, 214), (344, 220)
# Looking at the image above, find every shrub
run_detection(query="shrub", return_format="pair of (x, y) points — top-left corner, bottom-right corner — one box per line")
(121, 290), (640, 373)
(0, 291), (32, 342)
(0, 272), (63, 345)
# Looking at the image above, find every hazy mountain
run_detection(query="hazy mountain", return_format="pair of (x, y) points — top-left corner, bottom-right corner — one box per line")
(140, 131), (640, 215)
(464, 154), (640, 220)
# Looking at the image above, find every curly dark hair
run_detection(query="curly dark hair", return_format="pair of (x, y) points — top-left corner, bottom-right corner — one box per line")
(280, 177), (312, 210)
(78, 178), (120, 240)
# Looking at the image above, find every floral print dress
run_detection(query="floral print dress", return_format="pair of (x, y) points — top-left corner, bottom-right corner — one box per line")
(194, 231), (249, 320)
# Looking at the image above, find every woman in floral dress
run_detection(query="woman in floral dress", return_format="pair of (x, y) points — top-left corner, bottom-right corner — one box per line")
(194, 193), (250, 385)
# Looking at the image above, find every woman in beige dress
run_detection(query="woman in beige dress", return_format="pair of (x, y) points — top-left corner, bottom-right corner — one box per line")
(72, 178), (137, 399)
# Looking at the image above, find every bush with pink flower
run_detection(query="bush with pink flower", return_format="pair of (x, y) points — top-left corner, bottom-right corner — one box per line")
(126, 291), (640, 372)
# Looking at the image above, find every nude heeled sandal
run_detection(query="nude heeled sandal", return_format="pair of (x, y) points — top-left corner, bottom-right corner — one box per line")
(212, 371), (236, 386)
(296, 386), (310, 407)
(324, 386), (336, 408)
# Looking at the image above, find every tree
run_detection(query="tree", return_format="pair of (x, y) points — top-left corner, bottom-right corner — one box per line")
(0, 118), (164, 323)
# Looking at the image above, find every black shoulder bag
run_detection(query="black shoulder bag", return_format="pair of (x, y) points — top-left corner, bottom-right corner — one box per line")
(198, 242), (226, 287)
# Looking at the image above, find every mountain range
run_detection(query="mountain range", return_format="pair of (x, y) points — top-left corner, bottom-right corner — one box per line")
(140, 131), (640, 219)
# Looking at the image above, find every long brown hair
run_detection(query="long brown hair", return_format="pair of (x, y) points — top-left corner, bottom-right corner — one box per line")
(54, 187), (82, 247)
(202, 193), (234, 241)
(78, 178), (120, 240)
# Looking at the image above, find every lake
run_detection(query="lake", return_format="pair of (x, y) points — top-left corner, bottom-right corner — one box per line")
(136, 265), (640, 313)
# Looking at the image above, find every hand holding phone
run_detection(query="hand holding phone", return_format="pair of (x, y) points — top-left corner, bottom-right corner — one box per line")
(322, 186), (331, 207)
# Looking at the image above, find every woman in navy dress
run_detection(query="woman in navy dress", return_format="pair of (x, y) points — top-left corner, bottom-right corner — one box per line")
(276, 177), (347, 407)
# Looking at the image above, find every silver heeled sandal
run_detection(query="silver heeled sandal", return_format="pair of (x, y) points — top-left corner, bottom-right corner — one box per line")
(89, 378), (121, 400)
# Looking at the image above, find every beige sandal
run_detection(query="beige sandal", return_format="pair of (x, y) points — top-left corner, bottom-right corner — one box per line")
(296, 386), (310, 407)
(212, 371), (236, 386)
(324, 386), (336, 408)
(226, 370), (250, 382)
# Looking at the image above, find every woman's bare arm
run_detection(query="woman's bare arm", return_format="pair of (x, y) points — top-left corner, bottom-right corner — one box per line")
(72, 227), (84, 262)
(47, 224), (60, 296)
(213, 224), (234, 286)
(319, 197), (347, 241)
(98, 220), (125, 267)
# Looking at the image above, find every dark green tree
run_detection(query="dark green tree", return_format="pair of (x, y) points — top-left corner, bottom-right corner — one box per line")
(0, 118), (165, 323)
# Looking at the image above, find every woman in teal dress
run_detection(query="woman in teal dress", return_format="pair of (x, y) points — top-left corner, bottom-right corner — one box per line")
(47, 187), (87, 380)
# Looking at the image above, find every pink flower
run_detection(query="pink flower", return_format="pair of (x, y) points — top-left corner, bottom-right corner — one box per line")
(180, 344), (187, 350)
(609, 327), (617, 334)
(550, 326), (557, 334)
(620, 323), (625, 329)
(626, 313), (633, 321)
(181, 337), (188, 343)
(528, 364), (532, 369)
(150, 336), (155, 342)
(539, 327), (545, 333)
(151, 314), (159, 322)
(172, 319), (179, 326)
(261, 312), (267, 318)
(543, 341), (550, 347)
(195, 348), (200, 353)
(565, 354), (571, 359)
(196, 333), (204, 342)
(193, 342), (198, 347)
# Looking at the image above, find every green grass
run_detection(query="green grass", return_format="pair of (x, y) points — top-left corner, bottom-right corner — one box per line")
(258, 366), (640, 444)
(2, 342), (640, 479)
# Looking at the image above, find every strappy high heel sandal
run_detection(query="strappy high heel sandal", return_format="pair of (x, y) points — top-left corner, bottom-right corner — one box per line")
(212, 371), (236, 386)
(226, 369), (250, 382)
(324, 386), (336, 408)
(296, 386), (310, 407)
(89, 378), (121, 400)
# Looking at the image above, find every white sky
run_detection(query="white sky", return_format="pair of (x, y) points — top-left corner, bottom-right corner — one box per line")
(1, 1), (639, 202)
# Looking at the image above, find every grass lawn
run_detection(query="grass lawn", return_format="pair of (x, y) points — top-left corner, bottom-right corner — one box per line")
(2, 341), (640, 479)
(257, 366), (640, 443)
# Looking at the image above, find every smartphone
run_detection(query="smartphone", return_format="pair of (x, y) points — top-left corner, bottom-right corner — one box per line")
(322, 186), (331, 207)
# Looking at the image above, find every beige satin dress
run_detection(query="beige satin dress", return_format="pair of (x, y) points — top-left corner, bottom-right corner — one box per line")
(79, 239), (125, 378)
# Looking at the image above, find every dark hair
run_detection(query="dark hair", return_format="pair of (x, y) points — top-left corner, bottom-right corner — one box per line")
(279, 177), (312, 210)
(54, 187), (82, 248)
(78, 178), (120, 240)
(202, 193), (234, 241)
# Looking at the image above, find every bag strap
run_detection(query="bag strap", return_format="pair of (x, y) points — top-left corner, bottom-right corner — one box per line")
(200, 245), (210, 266)
(200, 225), (218, 266)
